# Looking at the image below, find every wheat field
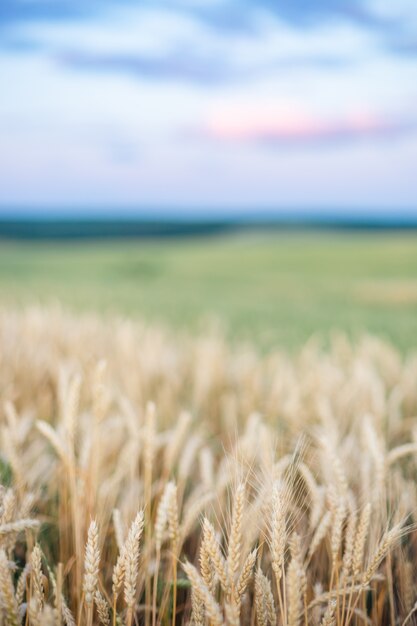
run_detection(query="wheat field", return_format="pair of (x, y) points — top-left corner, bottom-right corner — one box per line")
(1, 306), (417, 626)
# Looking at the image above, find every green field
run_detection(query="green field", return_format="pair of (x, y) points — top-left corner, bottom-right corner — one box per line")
(1, 231), (416, 350)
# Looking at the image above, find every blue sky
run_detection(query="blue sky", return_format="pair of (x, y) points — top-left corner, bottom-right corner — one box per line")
(1, 0), (417, 215)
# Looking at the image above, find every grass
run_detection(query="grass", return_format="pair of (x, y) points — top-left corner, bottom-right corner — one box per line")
(0, 230), (416, 350)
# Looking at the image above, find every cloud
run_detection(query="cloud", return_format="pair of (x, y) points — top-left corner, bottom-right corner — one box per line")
(195, 0), (381, 31)
(55, 45), (349, 85)
(2, 0), (416, 70)
(56, 48), (234, 85)
(0, 0), (388, 30)
(0, 0), (408, 36)
(198, 106), (416, 148)
(0, 0), (95, 24)
(390, 38), (417, 56)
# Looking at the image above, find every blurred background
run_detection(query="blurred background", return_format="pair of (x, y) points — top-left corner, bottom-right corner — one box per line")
(0, 0), (416, 349)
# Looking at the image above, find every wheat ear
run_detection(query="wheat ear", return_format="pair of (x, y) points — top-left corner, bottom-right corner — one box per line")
(202, 518), (229, 593)
(271, 481), (286, 578)
(112, 508), (125, 552)
(183, 560), (224, 626)
(236, 548), (257, 600)
(199, 535), (216, 595)
(362, 525), (402, 586)
(29, 599), (56, 626)
(31, 544), (45, 610)
(330, 498), (346, 567)
(320, 600), (336, 626)
(287, 554), (302, 626)
(342, 502), (357, 578)
(0, 549), (19, 626)
(190, 587), (205, 626)
(83, 520), (100, 626)
(255, 568), (275, 626)
(15, 561), (31, 607)
(154, 482), (172, 553)
(227, 482), (245, 589)
(124, 511), (144, 626)
(0, 518), (40, 535)
(352, 504), (371, 577)
(95, 590), (111, 626)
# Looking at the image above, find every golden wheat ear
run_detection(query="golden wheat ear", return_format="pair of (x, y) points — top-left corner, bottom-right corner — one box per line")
(182, 560), (224, 626)
(0, 549), (20, 626)
(83, 519), (100, 626)
(123, 511), (144, 626)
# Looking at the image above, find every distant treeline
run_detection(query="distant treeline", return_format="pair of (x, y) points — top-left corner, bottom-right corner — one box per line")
(0, 215), (416, 240)
(0, 218), (238, 240)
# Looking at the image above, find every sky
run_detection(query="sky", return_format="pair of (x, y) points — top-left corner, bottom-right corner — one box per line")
(0, 0), (417, 216)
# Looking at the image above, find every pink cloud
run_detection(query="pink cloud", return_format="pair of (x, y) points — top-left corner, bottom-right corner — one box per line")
(201, 106), (414, 146)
